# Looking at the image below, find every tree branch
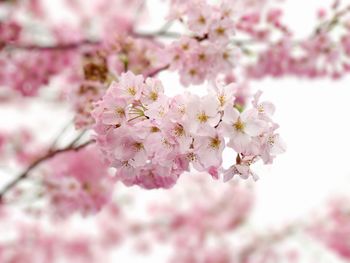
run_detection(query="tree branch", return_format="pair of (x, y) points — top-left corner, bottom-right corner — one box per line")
(147, 65), (170, 77)
(0, 140), (94, 202)
(48, 119), (74, 152)
(2, 40), (100, 52)
(314, 4), (350, 35)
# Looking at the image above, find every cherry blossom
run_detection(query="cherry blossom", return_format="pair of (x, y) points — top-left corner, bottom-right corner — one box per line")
(42, 145), (114, 217)
(1, 2), (349, 261)
(91, 71), (283, 188)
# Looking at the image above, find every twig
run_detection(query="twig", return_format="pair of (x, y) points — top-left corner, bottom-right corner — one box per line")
(314, 4), (350, 35)
(134, 30), (181, 39)
(147, 65), (170, 77)
(48, 119), (74, 152)
(66, 130), (88, 148)
(133, 20), (181, 39)
(0, 140), (94, 201)
(2, 39), (100, 52)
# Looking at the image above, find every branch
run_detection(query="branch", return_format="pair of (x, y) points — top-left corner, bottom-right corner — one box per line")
(0, 140), (94, 202)
(133, 21), (181, 39)
(147, 64), (170, 77)
(134, 31), (181, 39)
(314, 4), (350, 35)
(2, 22), (180, 53)
(48, 119), (74, 152)
(2, 40), (100, 52)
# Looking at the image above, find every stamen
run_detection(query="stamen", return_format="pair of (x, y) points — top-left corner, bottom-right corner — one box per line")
(233, 119), (245, 132)
(209, 136), (221, 149)
(197, 112), (209, 123)
(127, 86), (136, 96)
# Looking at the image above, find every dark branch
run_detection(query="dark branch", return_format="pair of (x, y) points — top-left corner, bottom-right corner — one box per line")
(0, 140), (94, 202)
(2, 40), (100, 52)
(147, 65), (170, 77)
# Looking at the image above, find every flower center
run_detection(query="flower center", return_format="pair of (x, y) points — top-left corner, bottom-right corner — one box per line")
(198, 15), (206, 25)
(209, 137), (221, 149)
(218, 94), (226, 107)
(150, 126), (160, 133)
(223, 51), (230, 60)
(127, 86), (136, 96)
(149, 91), (158, 101)
(189, 68), (197, 76)
(216, 27), (225, 35)
(82, 182), (92, 193)
(187, 152), (197, 161)
(115, 107), (125, 117)
(197, 112), (209, 123)
(258, 105), (264, 113)
(181, 43), (189, 50)
(233, 119), (245, 132)
(133, 142), (144, 151)
(198, 53), (206, 61)
(174, 124), (185, 137)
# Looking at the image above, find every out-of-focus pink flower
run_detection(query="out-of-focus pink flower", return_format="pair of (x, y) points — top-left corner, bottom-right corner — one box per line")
(44, 145), (114, 217)
(310, 198), (350, 260)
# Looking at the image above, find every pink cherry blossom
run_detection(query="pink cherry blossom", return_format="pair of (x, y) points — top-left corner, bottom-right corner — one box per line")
(92, 70), (283, 187)
(43, 145), (114, 217)
(2, 1), (350, 262)
(185, 94), (221, 135)
(186, 2), (213, 36)
(208, 18), (235, 44)
(220, 105), (266, 153)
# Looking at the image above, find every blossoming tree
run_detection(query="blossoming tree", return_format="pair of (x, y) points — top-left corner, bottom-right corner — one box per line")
(0, 0), (350, 261)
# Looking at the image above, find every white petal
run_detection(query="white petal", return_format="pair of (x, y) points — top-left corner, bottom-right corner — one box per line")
(102, 112), (118, 125)
(261, 102), (275, 116)
(229, 132), (251, 153)
(222, 105), (239, 123)
(245, 120), (265, 136)
(241, 108), (258, 122)
(271, 135), (287, 154)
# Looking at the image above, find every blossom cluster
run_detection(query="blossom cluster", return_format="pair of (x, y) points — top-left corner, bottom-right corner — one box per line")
(1, 0), (350, 261)
(2, 172), (349, 263)
(0, 206), (106, 263)
(0, 48), (77, 97)
(248, 33), (350, 79)
(0, 21), (21, 49)
(165, 1), (237, 86)
(242, 3), (350, 79)
(0, 128), (44, 166)
(68, 36), (166, 128)
(0, 176), (254, 263)
(42, 145), (114, 217)
(146, 176), (254, 261)
(67, 51), (110, 128)
(92, 71), (285, 189)
(309, 198), (350, 260)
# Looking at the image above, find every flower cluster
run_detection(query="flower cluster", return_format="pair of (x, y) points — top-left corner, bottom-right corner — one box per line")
(0, 128), (44, 166)
(68, 36), (166, 129)
(104, 35), (166, 77)
(243, 4), (350, 80)
(148, 176), (254, 260)
(309, 198), (350, 260)
(247, 34), (350, 79)
(67, 51), (111, 128)
(43, 145), (114, 217)
(93, 71), (285, 189)
(0, 206), (106, 263)
(165, 1), (237, 86)
(0, 21), (21, 49)
(0, 49), (77, 96)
